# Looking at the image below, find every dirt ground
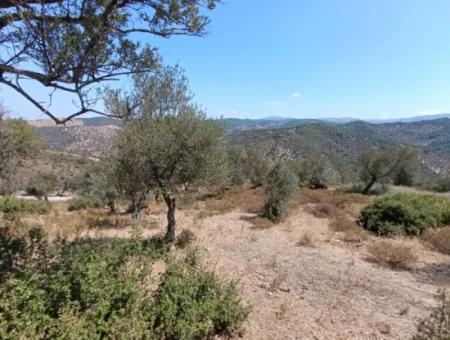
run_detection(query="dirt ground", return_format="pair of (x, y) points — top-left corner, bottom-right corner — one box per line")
(15, 189), (450, 339)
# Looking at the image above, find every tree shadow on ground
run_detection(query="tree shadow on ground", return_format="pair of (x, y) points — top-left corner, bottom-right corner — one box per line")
(415, 261), (450, 286)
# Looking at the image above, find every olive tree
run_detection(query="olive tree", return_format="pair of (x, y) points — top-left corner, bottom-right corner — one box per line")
(115, 110), (225, 240)
(81, 161), (118, 214)
(359, 146), (419, 194)
(226, 147), (270, 187)
(0, 0), (218, 124)
(27, 172), (58, 202)
(0, 112), (42, 194)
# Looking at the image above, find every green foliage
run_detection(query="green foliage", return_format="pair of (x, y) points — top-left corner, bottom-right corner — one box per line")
(26, 172), (58, 200)
(67, 196), (103, 211)
(1, 1), (218, 123)
(361, 193), (450, 236)
(115, 106), (225, 237)
(359, 146), (420, 194)
(414, 290), (450, 340)
(0, 197), (49, 214)
(0, 118), (42, 194)
(226, 147), (270, 187)
(263, 163), (297, 222)
(290, 155), (331, 189)
(153, 260), (249, 339)
(0, 228), (247, 339)
(426, 177), (450, 193)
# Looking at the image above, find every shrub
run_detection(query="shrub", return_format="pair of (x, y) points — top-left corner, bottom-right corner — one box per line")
(153, 261), (249, 339)
(414, 290), (450, 339)
(306, 203), (337, 219)
(297, 232), (315, 247)
(67, 196), (103, 211)
(426, 178), (450, 193)
(423, 227), (450, 255)
(331, 214), (369, 243)
(263, 163), (297, 222)
(367, 240), (417, 270)
(175, 229), (196, 249)
(0, 228), (248, 339)
(360, 193), (450, 236)
(0, 196), (49, 214)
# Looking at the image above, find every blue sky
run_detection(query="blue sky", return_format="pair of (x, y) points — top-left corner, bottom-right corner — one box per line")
(4, 0), (450, 120)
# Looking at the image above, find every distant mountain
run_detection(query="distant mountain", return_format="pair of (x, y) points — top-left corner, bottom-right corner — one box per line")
(366, 113), (450, 124)
(28, 115), (450, 179)
(229, 118), (450, 179)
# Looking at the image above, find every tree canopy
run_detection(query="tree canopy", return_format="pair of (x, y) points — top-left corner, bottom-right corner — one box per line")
(359, 146), (420, 194)
(0, 0), (218, 124)
(0, 111), (42, 194)
(115, 110), (225, 240)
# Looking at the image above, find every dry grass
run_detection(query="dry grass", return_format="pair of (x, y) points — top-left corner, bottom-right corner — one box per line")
(306, 203), (338, 219)
(249, 216), (274, 230)
(268, 272), (288, 292)
(296, 232), (315, 247)
(290, 188), (370, 209)
(204, 199), (234, 215)
(331, 214), (369, 243)
(175, 229), (196, 249)
(86, 215), (130, 229)
(367, 240), (418, 271)
(422, 227), (450, 255)
(204, 186), (264, 214)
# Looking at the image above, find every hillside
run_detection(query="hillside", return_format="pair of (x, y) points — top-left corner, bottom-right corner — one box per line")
(30, 116), (450, 178)
(229, 119), (450, 179)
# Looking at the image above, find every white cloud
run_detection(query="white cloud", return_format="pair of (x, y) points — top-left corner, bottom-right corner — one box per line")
(267, 100), (286, 107)
(292, 91), (302, 98)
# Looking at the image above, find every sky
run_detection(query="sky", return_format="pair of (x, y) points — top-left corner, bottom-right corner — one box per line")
(3, 0), (450, 120)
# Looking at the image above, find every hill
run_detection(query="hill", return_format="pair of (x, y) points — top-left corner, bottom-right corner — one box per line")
(29, 116), (450, 179)
(229, 119), (450, 179)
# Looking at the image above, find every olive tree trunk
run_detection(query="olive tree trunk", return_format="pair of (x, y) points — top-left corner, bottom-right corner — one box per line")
(164, 195), (176, 242)
(362, 177), (377, 195)
(131, 195), (145, 220)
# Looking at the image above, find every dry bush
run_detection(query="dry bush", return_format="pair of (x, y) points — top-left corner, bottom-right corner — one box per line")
(367, 240), (418, 271)
(341, 227), (369, 243)
(195, 210), (217, 221)
(422, 227), (450, 255)
(276, 302), (289, 320)
(331, 214), (369, 243)
(414, 289), (450, 339)
(204, 199), (234, 215)
(306, 203), (338, 219)
(268, 272), (288, 292)
(249, 217), (273, 230)
(331, 214), (356, 232)
(175, 229), (196, 249)
(86, 215), (129, 229)
(291, 189), (370, 209)
(211, 186), (264, 214)
(297, 232), (315, 247)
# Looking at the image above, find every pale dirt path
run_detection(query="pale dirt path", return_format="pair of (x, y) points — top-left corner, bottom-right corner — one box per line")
(77, 207), (449, 340)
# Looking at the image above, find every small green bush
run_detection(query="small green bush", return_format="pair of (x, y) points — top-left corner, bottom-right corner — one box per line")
(0, 196), (49, 214)
(153, 261), (249, 339)
(361, 193), (450, 236)
(426, 178), (450, 193)
(0, 228), (248, 339)
(67, 196), (103, 211)
(263, 163), (297, 222)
